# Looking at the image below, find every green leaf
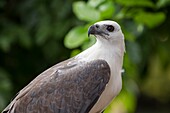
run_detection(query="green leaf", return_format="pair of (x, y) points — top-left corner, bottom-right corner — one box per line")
(115, 0), (154, 7)
(70, 49), (81, 57)
(87, 0), (105, 8)
(156, 0), (170, 8)
(64, 26), (88, 49)
(134, 12), (166, 28)
(99, 1), (115, 19)
(73, 1), (101, 22)
(82, 36), (96, 50)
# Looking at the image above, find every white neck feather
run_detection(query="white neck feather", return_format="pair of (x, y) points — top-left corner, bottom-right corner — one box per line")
(76, 38), (125, 69)
(76, 37), (125, 113)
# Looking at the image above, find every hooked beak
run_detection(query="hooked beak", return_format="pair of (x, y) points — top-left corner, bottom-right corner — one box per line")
(88, 25), (109, 37)
(88, 25), (96, 37)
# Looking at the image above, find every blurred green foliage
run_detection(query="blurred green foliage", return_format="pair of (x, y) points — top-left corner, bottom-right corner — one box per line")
(0, 0), (170, 113)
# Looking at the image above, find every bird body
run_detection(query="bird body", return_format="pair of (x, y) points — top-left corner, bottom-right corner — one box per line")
(2, 20), (125, 113)
(77, 21), (125, 112)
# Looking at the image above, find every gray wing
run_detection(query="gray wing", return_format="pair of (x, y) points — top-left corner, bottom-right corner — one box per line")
(2, 59), (110, 113)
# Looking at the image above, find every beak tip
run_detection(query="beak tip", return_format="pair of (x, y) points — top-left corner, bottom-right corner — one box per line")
(88, 32), (91, 37)
(88, 25), (94, 37)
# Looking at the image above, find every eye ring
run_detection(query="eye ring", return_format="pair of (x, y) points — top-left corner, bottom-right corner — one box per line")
(106, 25), (114, 32)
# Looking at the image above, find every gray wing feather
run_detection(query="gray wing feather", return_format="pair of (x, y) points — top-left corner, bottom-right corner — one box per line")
(2, 59), (110, 113)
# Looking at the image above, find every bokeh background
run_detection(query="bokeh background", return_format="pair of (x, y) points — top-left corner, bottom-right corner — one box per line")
(0, 0), (170, 113)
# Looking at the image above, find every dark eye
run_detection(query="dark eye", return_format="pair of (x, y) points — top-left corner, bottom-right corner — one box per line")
(106, 25), (114, 32)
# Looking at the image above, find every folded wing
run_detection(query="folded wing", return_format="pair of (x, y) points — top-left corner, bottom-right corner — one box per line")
(2, 59), (110, 113)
